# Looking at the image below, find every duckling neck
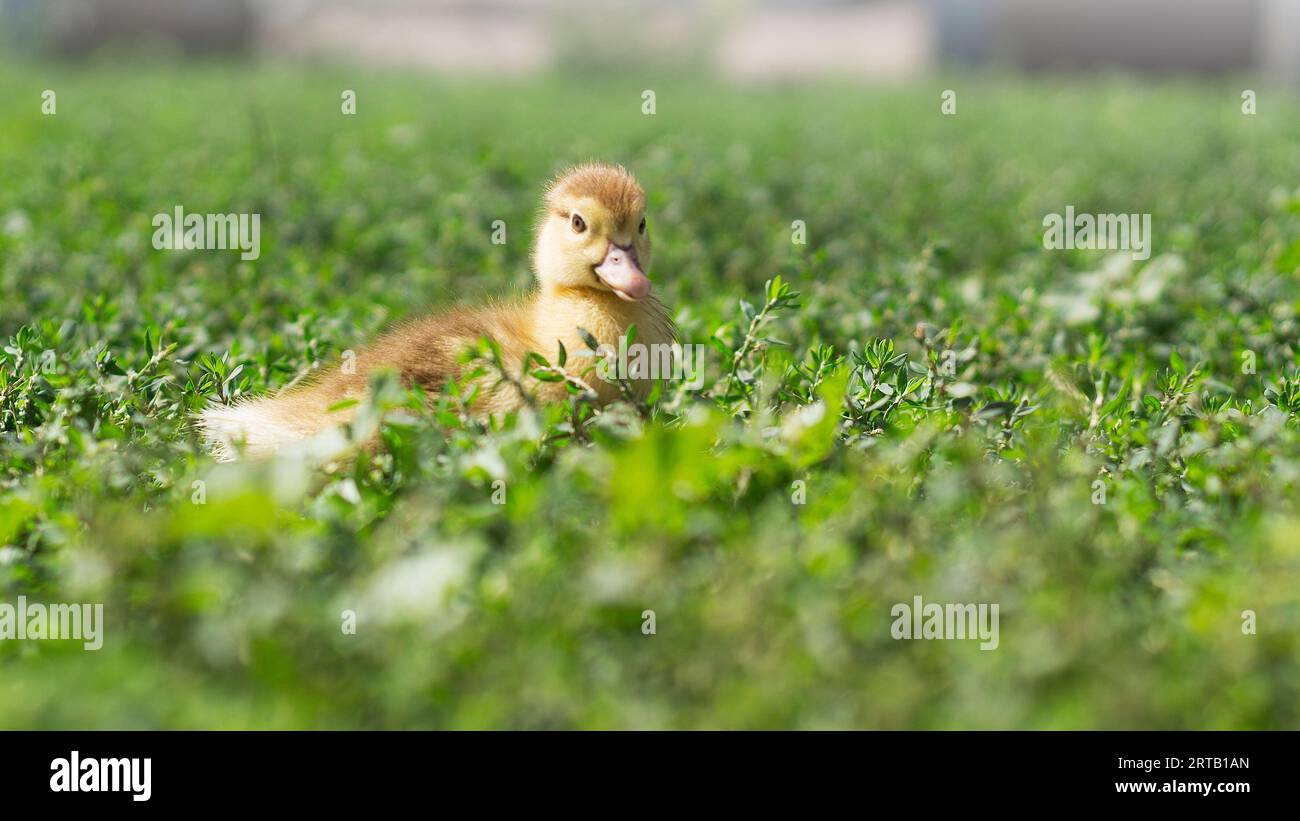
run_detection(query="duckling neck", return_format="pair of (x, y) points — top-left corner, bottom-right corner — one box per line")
(531, 285), (673, 355)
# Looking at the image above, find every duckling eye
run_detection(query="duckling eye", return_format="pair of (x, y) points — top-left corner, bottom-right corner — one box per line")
(638, 217), (646, 234)
(571, 213), (587, 234)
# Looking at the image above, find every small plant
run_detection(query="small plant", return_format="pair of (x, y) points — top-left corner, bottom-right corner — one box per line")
(713, 276), (800, 414)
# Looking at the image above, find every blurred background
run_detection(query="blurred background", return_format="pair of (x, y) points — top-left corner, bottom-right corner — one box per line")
(2, 0), (1298, 83)
(4, 0), (1300, 732)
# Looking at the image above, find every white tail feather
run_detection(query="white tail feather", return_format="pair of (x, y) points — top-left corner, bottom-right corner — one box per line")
(197, 394), (348, 462)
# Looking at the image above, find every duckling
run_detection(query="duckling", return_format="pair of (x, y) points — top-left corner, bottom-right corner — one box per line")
(199, 163), (675, 461)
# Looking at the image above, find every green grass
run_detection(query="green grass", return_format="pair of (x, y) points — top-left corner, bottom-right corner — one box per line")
(2, 59), (1300, 728)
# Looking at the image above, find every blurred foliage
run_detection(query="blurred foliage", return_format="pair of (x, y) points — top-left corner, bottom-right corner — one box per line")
(1, 60), (1299, 728)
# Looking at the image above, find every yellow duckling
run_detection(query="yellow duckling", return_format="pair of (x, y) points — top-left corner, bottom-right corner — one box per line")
(200, 163), (675, 461)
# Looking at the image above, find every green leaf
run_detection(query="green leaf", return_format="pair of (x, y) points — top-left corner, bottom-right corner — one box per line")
(1170, 349), (1186, 375)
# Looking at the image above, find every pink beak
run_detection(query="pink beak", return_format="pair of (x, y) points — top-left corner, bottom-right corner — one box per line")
(594, 243), (650, 302)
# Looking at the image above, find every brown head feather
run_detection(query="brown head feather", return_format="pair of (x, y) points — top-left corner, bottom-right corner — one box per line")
(545, 163), (645, 226)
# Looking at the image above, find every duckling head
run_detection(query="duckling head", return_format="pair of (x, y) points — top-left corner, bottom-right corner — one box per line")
(533, 163), (652, 302)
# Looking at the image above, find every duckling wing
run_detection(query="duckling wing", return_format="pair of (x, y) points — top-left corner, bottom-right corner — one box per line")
(364, 305), (534, 393)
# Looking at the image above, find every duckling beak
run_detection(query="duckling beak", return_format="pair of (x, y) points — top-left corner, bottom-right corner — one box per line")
(594, 243), (650, 302)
